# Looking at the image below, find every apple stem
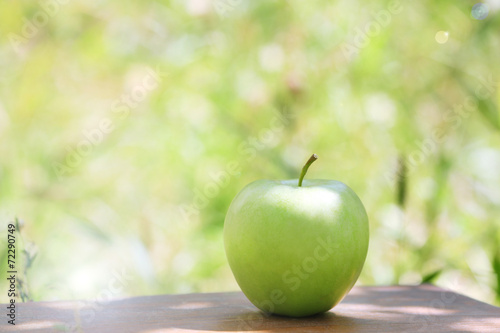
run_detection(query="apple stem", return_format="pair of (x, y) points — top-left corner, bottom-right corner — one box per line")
(298, 154), (318, 187)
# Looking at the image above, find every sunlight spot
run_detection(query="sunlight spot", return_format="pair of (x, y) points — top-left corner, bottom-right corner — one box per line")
(17, 320), (60, 330)
(435, 31), (449, 44)
(169, 301), (212, 310)
(68, 267), (99, 295)
(393, 306), (456, 315)
(186, 0), (211, 16)
(43, 301), (79, 310)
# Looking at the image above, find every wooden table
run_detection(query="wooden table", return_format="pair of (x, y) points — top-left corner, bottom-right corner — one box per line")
(2, 285), (499, 332)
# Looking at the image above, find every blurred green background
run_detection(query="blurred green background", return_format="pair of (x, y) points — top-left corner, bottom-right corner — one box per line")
(1, 0), (500, 307)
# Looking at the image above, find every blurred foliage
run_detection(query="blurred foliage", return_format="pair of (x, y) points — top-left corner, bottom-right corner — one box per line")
(0, 0), (500, 306)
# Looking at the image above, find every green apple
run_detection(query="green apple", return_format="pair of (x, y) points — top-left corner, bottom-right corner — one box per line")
(224, 154), (369, 317)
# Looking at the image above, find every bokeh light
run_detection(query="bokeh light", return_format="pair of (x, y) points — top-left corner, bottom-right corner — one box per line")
(435, 31), (449, 44)
(471, 3), (489, 20)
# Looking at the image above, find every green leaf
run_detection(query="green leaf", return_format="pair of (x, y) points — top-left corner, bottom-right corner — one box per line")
(476, 98), (500, 131)
(421, 270), (442, 284)
(492, 252), (500, 300)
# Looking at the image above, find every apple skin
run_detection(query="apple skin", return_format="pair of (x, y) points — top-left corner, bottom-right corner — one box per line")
(224, 179), (369, 317)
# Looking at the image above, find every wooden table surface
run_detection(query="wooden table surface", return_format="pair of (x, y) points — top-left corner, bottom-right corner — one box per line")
(2, 284), (499, 332)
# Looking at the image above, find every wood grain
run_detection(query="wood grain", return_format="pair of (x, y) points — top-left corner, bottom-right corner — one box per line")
(1, 285), (499, 332)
